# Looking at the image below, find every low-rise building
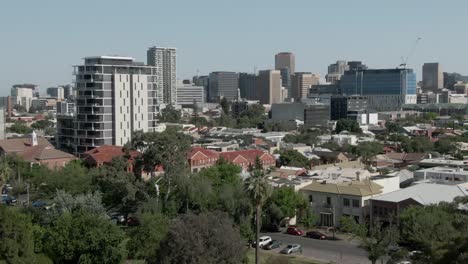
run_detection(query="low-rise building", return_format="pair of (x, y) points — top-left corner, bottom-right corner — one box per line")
(370, 183), (468, 223)
(81, 145), (139, 170)
(300, 180), (384, 226)
(414, 166), (468, 184)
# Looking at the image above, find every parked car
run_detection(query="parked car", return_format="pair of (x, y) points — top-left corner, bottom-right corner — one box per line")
(109, 212), (126, 225)
(252, 236), (272, 248)
(1, 184), (13, 194)
(263, 240), (282, 250)
(286, 226), (304, 236)
(32, 200), (48, 208)
(126, 216), (140, 226)
(306, 231), (327, 240)
(262, 223), (281, 232)
(280, 244), (302, 255)
(1, 194), (17, 205)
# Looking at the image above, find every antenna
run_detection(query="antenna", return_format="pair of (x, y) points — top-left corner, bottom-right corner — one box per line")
(400, 37), (422, 69)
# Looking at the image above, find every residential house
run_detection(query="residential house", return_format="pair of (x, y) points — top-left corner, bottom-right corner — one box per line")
(313, 150), (349, 164)
(187, 147), (220, 173)
(300, 180), (384, 227)
(220, 149), (276, 169)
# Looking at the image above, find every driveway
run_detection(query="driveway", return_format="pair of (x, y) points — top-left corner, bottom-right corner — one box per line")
(262, 232), (371, 264)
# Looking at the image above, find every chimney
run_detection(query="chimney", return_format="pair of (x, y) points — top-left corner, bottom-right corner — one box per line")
(31, 130), (38, 146)
(356, 171), (361, 181)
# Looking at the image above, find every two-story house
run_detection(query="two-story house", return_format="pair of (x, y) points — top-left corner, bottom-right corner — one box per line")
(300, 179), (383, 227)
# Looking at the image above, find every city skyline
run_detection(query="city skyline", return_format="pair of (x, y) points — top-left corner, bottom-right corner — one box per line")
(1, 0), (467, 94)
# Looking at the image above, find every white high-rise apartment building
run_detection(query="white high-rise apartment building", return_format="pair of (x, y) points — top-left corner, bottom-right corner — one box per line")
(71, 56), (159, 154)
(147, 46), (177, 105)
(11, 84), (36, 111)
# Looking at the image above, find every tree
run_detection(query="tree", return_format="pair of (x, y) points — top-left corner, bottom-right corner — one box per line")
(320, 141), (341, 151)
(434, 138), (455, 154)
(91, 157), (147, 213)
(7, 121), (33, 134)
(245, 164), (272, 264)
(127, 213), (169, 262)
(0, 206), (37, 263)
(189, 116), (210, 127)
(386, 122), (400, 133)
(220, 97), (230, 115)
(47, 190), (108, 222)
(0, 157), (12, 190)
(399, 205), (460, 262)
(355, 142), (383, 166)
(43, 211), (126, 264)
(214, 113), (236, 127)
(402, 137), (434, 153)
(335, 119), (362, 134)
(197, 158), (242, 188)
(268, 187), (307, 220)
(156, 211), (246, 264)
(343, 219), (399, 264)
(283, 130), (321, 146)
(157, 105), (182, 123)
(31, 120), (53, 130)
(279, 149), (309, 168)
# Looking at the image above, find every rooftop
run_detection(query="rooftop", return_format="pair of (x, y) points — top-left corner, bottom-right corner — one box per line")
(301, 180), (383, 197)
(371, 183), (467, 205)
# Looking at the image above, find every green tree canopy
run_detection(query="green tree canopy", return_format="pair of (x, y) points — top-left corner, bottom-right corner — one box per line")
(355, 141), (383, 165)
(279, 149), (309, 168)
(0, 206), (37, 263)
(157, 105), (182, 123)
(335, 119), (362, 134)
(43, 211), (126, 264)
(156, 211), (246, 264)
(7, 121), (33, 134)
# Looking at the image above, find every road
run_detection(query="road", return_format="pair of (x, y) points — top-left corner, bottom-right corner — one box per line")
(262, 232), (370, 264)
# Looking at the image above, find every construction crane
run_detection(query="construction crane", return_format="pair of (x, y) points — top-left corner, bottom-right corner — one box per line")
(400, 37), (422, 68)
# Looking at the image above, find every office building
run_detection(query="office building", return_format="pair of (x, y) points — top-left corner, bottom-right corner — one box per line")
(193, 75), (209, 102)
(278, 68), (291, 98)
(47, 86), (65, 100)
(422, 63), (443, 93)
(309, 84), (340, 95)
(0, 108), (4, 140)
(275, 52), (295, 73)
(11, 84), (36, 111)
(257, 70), (281, 105)
(176, 80), (204, 107)
(326, 61), (349, 84)
(417, 93), (439, 104)
(147, 46), (177, 105)
(304, 104), (331, 128)
(63, 85), (74, 99)
(330, 95), (368, 121)
(340, 68), (417, 111)
(291, 72), (319, 100)
(208, 71), (239, 102)
(239, 73), (257, 100)
(347, 61), (367, 71)
(70, 56), (159, 154)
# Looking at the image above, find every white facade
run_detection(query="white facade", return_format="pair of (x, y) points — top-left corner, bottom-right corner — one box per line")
(11, 85), (35, 111)
(147, 46), (177, 105)
(332, 134), (358, 146)
(176, 81), (204, 106)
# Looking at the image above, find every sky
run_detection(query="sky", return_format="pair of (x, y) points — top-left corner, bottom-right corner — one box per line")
(0, 0), (467, 96)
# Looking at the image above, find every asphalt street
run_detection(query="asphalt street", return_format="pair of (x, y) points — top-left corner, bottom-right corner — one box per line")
(261, 232), (371, 264)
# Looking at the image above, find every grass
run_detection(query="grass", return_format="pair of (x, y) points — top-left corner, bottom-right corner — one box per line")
(246, 249), (328, 264)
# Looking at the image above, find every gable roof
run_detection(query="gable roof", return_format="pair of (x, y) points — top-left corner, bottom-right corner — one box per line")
(371, 183), (468, 205)
(21, 145), (75, 162)
(301, 180), (383, 197)
(187, 147), (220, 159)
(83, 145), (139, 164)
(0, 137), (52, 153)
(220, 149), (273, 163)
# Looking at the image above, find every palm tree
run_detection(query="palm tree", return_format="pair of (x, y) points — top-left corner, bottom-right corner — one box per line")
(245, 157), (271, 264)
(0, 157), (12, 190)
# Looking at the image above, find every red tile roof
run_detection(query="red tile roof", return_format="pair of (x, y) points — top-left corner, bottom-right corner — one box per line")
(21, 145), (75, 162)
(187, 147), (220, 159)
(219, 149), (272, 163)
(83, 145), (139, 165)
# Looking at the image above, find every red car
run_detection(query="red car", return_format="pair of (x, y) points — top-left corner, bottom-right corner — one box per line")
(306, 231), (327, 240)
(286, 226), (304, 236)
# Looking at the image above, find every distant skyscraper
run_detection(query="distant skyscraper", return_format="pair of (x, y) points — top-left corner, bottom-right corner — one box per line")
(193, 75), (210, 102)
(147, 46), (177, 105)
(69, 56), (158, 154)
(239, 73), (257, 100)
(208, 72), (239, 102)
(422, 63), (443, 92)
(257, 70), (281, 105)
(279, 68), (291, 98)
(275, 52), (295, 74)
(63, 85), (74, 99)
(326, 61), (349, 84)
(291, 72), (319, 100)
(47, 86), (65, 100)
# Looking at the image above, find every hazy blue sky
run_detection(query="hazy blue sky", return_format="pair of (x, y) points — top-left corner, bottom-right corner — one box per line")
(1, 0), (467, 95)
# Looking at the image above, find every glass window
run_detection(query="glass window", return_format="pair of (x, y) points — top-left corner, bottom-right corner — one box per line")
(326, 197), (331, 205)
(352, 199), (360, 208)
(343, 198), (350, 207)
(308, 195), (313, 203)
